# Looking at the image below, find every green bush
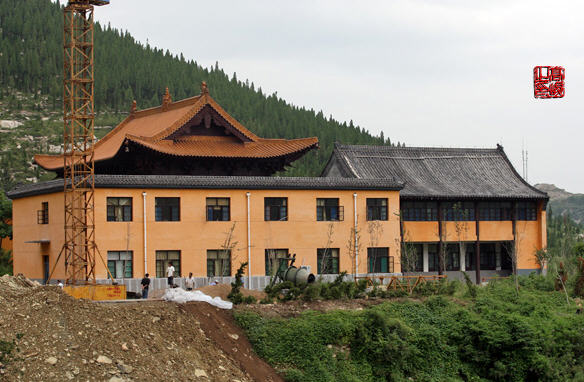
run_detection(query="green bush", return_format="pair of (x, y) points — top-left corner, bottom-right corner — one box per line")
(236, 278), (584, 381)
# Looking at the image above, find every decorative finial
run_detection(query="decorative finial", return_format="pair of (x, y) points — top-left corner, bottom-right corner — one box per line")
(130, 100), (137, 115)
(201, 81), (209, 95)
(162, 87), (172, 110)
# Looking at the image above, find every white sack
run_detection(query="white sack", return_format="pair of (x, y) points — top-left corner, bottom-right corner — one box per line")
(163, 287), (233, 310)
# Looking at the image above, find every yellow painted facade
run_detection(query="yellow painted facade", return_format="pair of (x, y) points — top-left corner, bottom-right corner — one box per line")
(12, 188), (402, 280)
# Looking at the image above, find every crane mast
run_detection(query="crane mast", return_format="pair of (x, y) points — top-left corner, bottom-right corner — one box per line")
(62, 0), (109, 285)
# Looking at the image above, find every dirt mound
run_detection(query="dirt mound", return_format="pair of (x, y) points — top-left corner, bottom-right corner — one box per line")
(196, 284), (266, 301)
(0, 276), (280, 381)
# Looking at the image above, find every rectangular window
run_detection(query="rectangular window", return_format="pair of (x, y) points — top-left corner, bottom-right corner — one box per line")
(367, 247), (393, 273)
(478, 202), (511, 221)
(479, 243), (497, 270)
(107, 251), (133, 278)
(446, 244), (460, 271)
(107, 197), (132, 222)
(265, 249), (289, 276)
(156, 250), (181, 278)
(401, 243), (423, 272)
(316, 198), (344, 221)
(37, 202), (49, 224)
(207, 250), (231, 277)
(466, 244), (476, 271)
(428, 244), (439, 272)
(317, 248), (340, 274)
(401, 201), (438, 221)
(367, 198), (388, 221)
(515, 202), (537, 221)
(207, 198), (230, 221)
(442, 202), (475, 221)
(501, 242), (513, 270)
(264, 197), (288, 221)
(155, 197), (180, 221)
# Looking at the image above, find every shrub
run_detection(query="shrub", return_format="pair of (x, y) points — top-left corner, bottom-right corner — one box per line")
(227, 262), (248, 305)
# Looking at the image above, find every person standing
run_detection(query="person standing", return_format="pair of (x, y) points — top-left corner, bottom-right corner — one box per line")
(166, 262), (175, 287)
(185, 272), (195, 291)
(141, 273), (151, 299)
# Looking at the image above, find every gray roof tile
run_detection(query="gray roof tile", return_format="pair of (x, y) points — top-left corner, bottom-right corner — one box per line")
(323, 143), (548, 200)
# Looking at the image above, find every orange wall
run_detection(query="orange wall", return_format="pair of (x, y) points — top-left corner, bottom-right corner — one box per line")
(12, 188), (401, 279)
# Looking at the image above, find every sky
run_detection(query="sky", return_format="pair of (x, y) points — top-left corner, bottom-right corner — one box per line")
(81, 0), (583, 192)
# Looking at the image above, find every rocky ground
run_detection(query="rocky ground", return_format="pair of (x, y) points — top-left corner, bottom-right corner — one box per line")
(0, 275), (282, 381)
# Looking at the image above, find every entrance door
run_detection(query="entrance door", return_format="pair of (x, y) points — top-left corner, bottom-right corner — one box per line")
(43, 255), (49, 285)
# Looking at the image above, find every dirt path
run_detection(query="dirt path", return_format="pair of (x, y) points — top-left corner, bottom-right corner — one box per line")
(181, 302), (284, 382)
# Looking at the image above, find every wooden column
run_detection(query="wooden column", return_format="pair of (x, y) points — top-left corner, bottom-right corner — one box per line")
(512, 201), (517, 275)
(475, 201), (481, 284)
(438, 201), (443, 275)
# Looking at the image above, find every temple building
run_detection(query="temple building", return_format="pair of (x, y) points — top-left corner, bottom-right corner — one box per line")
(8, 85), (548, 289)
(322, 143), (548, 278)
(34, 83), (318, 177)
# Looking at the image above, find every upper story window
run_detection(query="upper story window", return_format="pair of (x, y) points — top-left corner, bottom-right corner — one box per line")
(516, 202), (537, 221)
(367, 198), (388, 221)
(316, 198), (344, 221)
(107, 197), (132, 222)
(478, 202), (511, 221)
(264, 197), (288, 221)
(206, 198), (230, 221)
(37, 202), (49, 224)
(441, 201), (475, 221)
(401, 201), (437, 221)
(155, 197), (180, 221)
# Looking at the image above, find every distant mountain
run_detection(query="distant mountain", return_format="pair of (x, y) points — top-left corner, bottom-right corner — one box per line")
(0, 0), (398, 194)
(534, 183), (584, 224)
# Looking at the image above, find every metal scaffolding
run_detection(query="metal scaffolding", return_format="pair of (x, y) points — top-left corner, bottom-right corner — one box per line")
(62, 1), (107, 284)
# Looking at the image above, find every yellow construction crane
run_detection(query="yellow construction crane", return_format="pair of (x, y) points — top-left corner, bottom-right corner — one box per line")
(49, 0), (123, 299)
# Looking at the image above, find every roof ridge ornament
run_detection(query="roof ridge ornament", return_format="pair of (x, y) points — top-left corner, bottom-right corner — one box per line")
(130, 100), (137, 116)
(162, 87), (172, 110)
(201, 81), (209, 96)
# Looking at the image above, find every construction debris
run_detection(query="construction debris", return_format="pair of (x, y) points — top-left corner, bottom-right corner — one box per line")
(0, 275), (281, 381)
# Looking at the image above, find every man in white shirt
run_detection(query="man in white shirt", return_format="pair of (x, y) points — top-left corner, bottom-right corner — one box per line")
(185, 272), (195, 291)
(166, 262), (175, 287)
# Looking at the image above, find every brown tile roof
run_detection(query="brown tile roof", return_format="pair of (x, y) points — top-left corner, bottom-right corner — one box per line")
(35, 84), (318, 171)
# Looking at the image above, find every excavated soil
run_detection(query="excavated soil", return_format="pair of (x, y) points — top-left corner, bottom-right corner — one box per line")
(0, 275), (281, 381)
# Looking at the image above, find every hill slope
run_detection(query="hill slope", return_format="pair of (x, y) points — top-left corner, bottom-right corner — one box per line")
(0, 0), (397, 193)
(534, 183), (584, 224)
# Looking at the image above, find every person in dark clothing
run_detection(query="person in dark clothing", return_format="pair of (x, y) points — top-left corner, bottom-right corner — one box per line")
(141, 273), (151, 299)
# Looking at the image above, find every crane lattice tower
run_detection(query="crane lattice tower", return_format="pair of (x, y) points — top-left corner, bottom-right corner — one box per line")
(62, 0), (108, 285)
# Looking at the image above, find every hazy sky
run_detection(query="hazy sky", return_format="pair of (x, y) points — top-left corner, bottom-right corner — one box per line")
(84, 0), (583, 192)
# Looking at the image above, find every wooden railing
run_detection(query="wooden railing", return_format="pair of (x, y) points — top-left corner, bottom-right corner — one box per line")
(355, 275), (447, 294)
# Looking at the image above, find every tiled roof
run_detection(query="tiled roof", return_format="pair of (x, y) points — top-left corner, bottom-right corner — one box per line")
(34, 84), (318, 171)
(126, 135), (319, 159)
(7, 175), (403, 199)
(322, 143), (548, 200)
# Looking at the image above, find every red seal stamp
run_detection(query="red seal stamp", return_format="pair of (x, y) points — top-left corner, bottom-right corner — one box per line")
(534, 66), (565, 98)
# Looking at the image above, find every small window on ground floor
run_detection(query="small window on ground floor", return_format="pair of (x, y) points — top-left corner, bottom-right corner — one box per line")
(367, 247), (393, 273)
(401, 243), (423, 272)
(501, 242), (513, 270)
(207, 250), (231, 277)
(446, 244), (460, 271)
(107, 251), (133, 278)
(317, 248), (339, 274)
(265, 249), (289, 276)
(428, 244), (439, 272)
(156, 250), (181, 278)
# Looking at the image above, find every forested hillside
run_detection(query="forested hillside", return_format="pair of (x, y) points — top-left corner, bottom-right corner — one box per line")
(0, 0), (395, 190)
